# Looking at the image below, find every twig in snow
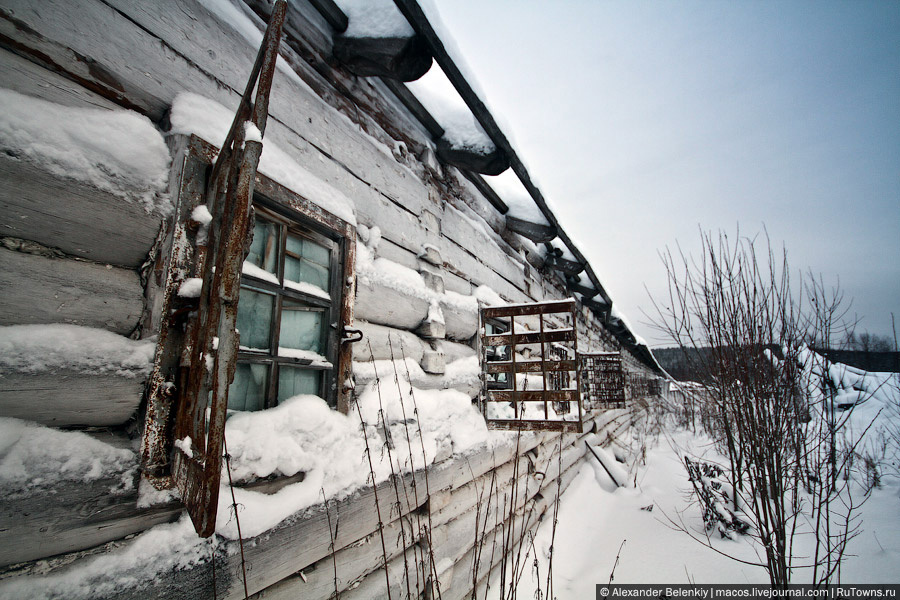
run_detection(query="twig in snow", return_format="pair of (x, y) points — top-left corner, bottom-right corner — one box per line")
(608, 539), (626, 586)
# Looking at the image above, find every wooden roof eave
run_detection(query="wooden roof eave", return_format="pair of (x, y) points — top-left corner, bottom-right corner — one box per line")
(387, 0), (663, 373)
(332, 33), (433, 81)
(506, 215), (557, 243)
(391, 0), (614, 310)
(257, 0), (661, 375)
(306, 0), (349, 32)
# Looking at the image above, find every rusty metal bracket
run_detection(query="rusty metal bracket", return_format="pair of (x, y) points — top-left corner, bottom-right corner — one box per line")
(341, 327), (364, 344)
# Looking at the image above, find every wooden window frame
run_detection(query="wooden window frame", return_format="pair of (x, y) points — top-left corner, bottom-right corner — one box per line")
(140, 134), (356, 498)
(480, 299), (583, 433)
(234, 202), (345, 410)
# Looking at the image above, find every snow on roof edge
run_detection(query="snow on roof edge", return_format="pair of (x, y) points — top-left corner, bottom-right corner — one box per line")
(169, 92), (356, 227)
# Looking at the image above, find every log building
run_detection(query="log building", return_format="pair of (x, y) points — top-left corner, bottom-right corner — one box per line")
(0, 0), (667, 597)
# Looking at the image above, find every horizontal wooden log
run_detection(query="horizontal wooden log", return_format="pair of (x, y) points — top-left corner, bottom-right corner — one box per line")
(251, 514), (421, 600)
(439, 203), (530, 302)
(332, 34), (432, 81)
(0, 370), (145, 427)
(0, 153), (162, 268)
(352, 320), (427, 363)
(439, 297), (478, 342)
(354, 276), (429, 331)
(0, 246), (143, 335)
(0, 46), (121, 110)
(0, 475), (181, 567)
(353, 363), (480, 401)
(436, 138), (509, 176)
(506, 214), (556, 243)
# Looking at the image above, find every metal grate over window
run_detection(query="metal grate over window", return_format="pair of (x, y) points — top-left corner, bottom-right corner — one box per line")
(480, 299), (582, 433)
(580, 352), (626, 409)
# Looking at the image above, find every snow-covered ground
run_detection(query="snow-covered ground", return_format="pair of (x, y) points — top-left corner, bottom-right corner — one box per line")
(517, 367), (900, 596)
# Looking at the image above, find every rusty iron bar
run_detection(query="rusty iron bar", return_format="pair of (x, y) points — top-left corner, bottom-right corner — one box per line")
(482, 299), (576, 318)
(539, 312), (547, 419)
(510, 315), (518, 419)
(484, 328), (575, 346)
(173, 0), (288, 538)
(485, 360), (576, 374)
(487, 390), (578, 403)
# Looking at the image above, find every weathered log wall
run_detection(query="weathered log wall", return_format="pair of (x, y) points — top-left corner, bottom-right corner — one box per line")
(0, 0), (665, 595)
(236, 407), (638, 600)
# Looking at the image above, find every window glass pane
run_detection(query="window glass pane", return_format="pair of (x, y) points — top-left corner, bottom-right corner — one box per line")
(279, 300), (324, 354)
(284, 233), (330, 291)
(485, 321), (510, 362)
(228, 362), (268, 411)
(246, 219), (279, 275)
(237, 287), (274, 350)
(277, 366), (320, 402)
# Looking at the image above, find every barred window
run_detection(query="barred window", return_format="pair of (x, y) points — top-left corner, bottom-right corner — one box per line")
(480, 300), (583, 433)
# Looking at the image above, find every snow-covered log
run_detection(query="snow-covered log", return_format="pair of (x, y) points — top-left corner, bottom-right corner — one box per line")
(355, 275), (430, 330)
(0, 478), (181, 567)
(0, 247), (144, 335)
(353, 320), (428, 362)
(0, 325), (154, 426)
(0, 153), (163, 268)
(0, 46), (121, 111)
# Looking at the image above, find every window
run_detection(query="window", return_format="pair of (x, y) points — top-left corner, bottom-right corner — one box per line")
(484, 318), (511, 390)
(480, 299), (583, 433)
(230, 205), (343, 410)
(140, 134), (356, 537)
(547, 343), (572, 414)
(580, 352), (625, 409)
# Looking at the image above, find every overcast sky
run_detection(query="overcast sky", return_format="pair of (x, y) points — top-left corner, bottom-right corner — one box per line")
(430, 0), (900, 347)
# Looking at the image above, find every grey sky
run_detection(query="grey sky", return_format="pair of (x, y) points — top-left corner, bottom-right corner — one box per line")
(434, 0), (900, 346)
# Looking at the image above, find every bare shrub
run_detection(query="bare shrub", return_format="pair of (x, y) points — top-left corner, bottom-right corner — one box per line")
(651, 228), (876, 585)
